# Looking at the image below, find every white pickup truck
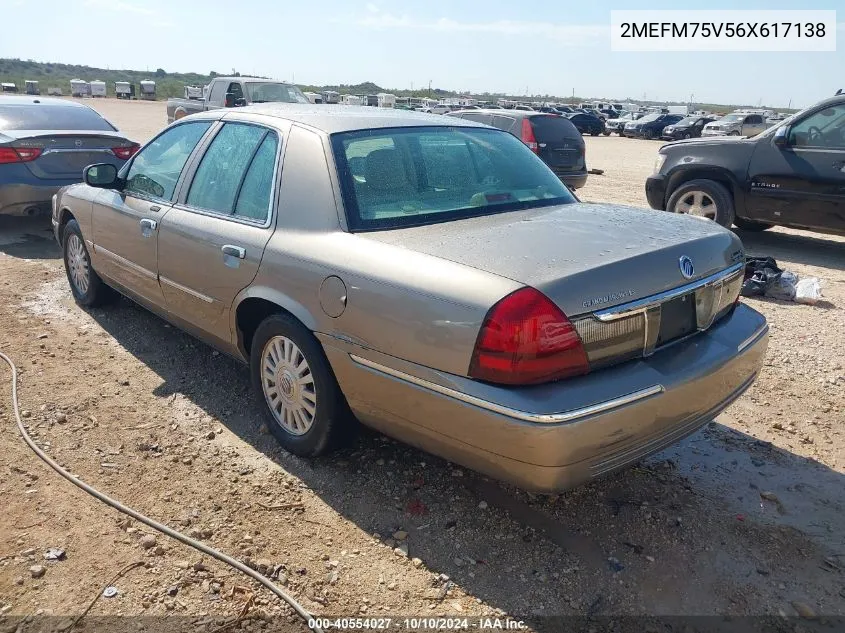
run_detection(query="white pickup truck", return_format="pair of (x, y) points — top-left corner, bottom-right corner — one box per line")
(166, 76), (309, 124)
(702, 112), (770, 137)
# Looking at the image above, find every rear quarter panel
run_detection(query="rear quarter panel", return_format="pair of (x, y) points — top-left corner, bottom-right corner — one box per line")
(236, 123), (519, 376)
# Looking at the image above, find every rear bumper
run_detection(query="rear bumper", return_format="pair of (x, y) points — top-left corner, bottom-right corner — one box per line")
(322, 303), (768, 493)
(0, 181), (71, 216)
(553, 170), (588, 190)
(645, 174), (668, 210)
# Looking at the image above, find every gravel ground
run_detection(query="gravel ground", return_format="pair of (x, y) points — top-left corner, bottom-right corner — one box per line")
(0, 99), (843, 630)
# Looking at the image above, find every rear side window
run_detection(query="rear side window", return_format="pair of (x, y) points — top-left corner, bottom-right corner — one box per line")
(491, 115), (515, 132)
(0, 105), (115, 131)
(234, 133), (279, 220)
(187, 123), (277, 219)
(529, 115), (580, 142)
(459, 113), (494, 125)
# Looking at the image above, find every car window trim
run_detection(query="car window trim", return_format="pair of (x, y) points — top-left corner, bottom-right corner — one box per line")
(174, 121), (281, 228)
(121, 119), (216, 205)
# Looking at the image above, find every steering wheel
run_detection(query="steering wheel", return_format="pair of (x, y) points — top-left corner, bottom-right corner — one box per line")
(807, 126), (823, 145)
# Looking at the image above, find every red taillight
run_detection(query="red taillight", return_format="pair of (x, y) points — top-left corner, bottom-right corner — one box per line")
(469, 287), (589, 385)
(520, 118), (539, 153)
(112, 144), (140, 160)
(0, 147), (42, 164)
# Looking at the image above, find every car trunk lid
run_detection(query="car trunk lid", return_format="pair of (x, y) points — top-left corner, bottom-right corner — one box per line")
(361, 202), (743, 318)
(2, 129), (131, 179)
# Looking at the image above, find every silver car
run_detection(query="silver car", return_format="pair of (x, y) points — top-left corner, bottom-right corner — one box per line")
(702, 112), (769, 137)
(52, 105), (768, 492)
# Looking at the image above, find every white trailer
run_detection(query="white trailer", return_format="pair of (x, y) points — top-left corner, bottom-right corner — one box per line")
(25, 80), (40, 95)
(70, 79), (90, 97)
(115, 81), (132, 99)
(666, 105), (689, 115)
(321, 90), (339, 104)
(90, 80), (107, 98)
(1, 82), (18, 93)
(303, 91), (323, 104)
(139, 80), (156, 100)
(340, 94), (363, 105)
(47, 87), (63, 96)
(377, 93), (396, 108)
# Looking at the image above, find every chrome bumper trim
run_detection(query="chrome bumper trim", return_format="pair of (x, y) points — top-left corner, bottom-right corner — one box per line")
(349, 354), (664, 425)
(594, 262), (744, 322)
(737, 322), (769, 353)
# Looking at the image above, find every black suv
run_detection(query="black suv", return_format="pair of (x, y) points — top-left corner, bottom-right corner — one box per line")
(646, 94), (845, 235)
(448, 109), (588, 189)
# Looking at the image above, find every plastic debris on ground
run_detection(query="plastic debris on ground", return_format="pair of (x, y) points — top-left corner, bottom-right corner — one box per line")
(741, 256), (822, 305)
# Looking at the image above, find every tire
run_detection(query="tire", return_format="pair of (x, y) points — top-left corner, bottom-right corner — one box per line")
(729, 131), (740, 136)
(62, 219), (115, 307)
(643, 129), (654, 140)
(250, 313), (352, 457)
(734, 217), (774, 232)
(666, 179), (735, 228)
(683, 133), (691, 139)
(602, 130), (610, 136)
(591, 129), (601, 136)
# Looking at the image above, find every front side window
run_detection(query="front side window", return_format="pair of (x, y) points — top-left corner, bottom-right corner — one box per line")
(125, 121), (212, 200)
(187, 123), (278, 219)
(789, 105), (845, 149)
(332, 126), (576, 231)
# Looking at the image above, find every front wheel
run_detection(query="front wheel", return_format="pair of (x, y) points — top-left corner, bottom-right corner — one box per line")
(729, 131), (740, 136)
(666, 179), (735, 228)
(250, 313), (352, 457)
(62, 219), (115, 307)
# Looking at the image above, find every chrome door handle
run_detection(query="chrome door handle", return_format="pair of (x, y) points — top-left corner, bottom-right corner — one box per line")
(139, 218), (157, 237)
(222, 244), (245, 259)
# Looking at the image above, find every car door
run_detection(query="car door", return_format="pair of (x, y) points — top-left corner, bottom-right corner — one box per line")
(746, 103), (845, 231)
(156, 121), (280, 347)
(92, 120), (213, 306)
(742, 115), (762, 136)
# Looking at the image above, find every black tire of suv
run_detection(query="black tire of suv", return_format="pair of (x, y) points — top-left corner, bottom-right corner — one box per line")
(250, 313), (353, 457)
(734, 218), (774, 232)
(666, 179), (736, 229)
(62, 219), (116, 307)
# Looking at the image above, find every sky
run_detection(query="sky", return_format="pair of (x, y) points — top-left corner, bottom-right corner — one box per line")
(0, 0), (842, 108)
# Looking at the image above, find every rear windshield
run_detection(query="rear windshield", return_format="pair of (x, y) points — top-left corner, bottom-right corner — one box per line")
(244, 82), (310, 104)
(529, 115), (581, 142)
(332, 126), (576, 231)
(0, 105), (115, 131)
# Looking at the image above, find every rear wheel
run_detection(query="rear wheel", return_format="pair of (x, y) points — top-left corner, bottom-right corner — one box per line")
(62, 219), (115, 307)
(250, 313), (352, 457)
(683, 132), (691, 139)
(729, 130), (740, 136)
(734, 217), (774, 232)
(666, 179), (735, 228)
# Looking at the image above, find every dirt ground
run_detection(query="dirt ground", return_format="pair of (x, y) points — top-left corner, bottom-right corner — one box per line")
(1, 98), (844, 630)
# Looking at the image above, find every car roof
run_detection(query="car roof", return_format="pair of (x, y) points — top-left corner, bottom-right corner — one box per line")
(448, 109), (556, 119)
(189, 104), (489, 134)
(0, 96), (89, 108)
(213, 76), (298, 85)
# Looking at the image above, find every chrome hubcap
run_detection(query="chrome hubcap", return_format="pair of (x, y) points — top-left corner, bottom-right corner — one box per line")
(675, 191), (716, 220)
(66, 234), (90, 294)
(261, 336), (316, 436)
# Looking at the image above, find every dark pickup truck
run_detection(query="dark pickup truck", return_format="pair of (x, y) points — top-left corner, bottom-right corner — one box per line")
(647, 94), (845, 236)
(166, 76), (310, 124)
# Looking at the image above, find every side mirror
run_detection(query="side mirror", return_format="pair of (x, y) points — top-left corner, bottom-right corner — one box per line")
(224, 92), (235, 108)
(235, 97), (247, 107)
(84, 163), (119, 188)
(773, 126), (789, 148)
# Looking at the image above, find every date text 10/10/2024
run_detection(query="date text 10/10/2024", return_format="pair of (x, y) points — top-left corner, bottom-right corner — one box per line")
(307, 618), (528, 630)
